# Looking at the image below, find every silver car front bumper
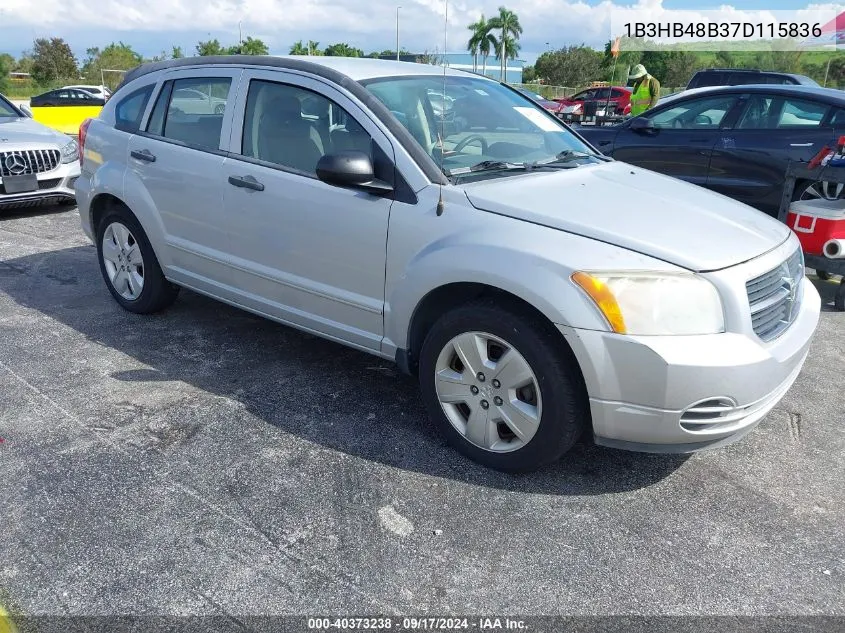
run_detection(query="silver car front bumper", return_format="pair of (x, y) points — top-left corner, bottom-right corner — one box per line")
(560, 246), (821, 453)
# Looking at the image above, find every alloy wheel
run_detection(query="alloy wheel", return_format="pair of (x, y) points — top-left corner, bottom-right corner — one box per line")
(101, 222), (145, 301)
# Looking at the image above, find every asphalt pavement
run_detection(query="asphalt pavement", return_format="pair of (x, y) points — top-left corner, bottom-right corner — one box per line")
(1, 206), (843, 624)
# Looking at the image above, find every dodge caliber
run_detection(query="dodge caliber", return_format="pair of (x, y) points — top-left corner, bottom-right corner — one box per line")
(74, 56), (821, 472)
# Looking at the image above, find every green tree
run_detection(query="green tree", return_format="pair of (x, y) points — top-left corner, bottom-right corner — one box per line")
(713, 50), (736, 68)
(13, 54), (35, 74)
(662, 50), (700, 87)
(535, 45), (602, 87)
(30, 37), (78, 84)
(521, 65), (537, 83)
(290, 40), (324, 55)
(290, 40), (309, 55)
(196, 39), (226, 56)
(323, 43), (364, 57)
(171, 46), (184, 59)
(81, 42), (142, 88)
(227, 36), (269, 55)
(488, 7), (522, 81)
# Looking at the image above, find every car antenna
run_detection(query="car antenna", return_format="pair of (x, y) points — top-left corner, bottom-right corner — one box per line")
(436, 0), (448, 216)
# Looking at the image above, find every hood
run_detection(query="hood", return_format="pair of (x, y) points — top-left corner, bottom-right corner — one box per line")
(0, 116), (70, 147)
(462, 161), (791, 272)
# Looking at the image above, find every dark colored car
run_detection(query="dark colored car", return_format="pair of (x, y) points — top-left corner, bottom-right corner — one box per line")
(687, 68), (820, 90)
(30, 88), (106, 107)
(576, 85), (845, 216)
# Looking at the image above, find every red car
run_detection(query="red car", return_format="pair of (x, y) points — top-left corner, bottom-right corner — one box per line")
(555, 86), (632, 117)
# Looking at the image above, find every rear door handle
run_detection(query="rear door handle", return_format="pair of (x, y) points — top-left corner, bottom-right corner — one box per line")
(790, 142), (814, 147)
(130, 149), (156, 163)
(228, 175), (265, 192)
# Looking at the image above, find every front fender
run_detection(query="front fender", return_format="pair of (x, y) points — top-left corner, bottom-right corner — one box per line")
(383, 219), (676, 352)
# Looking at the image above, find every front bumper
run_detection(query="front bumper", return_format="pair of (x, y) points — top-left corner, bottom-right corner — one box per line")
(559, 276), (821, 453)
(0, 160), (80, 210)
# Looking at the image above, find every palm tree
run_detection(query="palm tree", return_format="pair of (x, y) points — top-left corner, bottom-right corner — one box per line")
(466, 16), (488, 72)
(478, 30), (496, 77)
(495, 34), (520, 79)
(488, 7), (523, 82)
(289, 40), (308, 55)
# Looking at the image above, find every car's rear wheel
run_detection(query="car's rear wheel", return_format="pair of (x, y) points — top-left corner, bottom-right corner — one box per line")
(96, 205), (179, 313)
(418, 302), (588, 472)
(794, 179), (845, 203)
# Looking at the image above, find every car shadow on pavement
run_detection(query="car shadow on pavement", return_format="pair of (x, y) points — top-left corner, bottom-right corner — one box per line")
(807, 272), (844, 312)
(2, 245), (689, 495)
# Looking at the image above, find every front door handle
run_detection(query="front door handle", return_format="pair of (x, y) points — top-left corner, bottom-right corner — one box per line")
(228, 175), (265, 191)
(130, 149), (156, 163)
(790, 142), (814, 147)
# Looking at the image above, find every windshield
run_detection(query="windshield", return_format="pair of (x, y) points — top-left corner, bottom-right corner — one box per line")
(0, 95), (20, 117)
(360, 75), (600, 181)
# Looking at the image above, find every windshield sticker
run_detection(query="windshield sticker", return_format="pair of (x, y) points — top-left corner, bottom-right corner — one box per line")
(513, 107), (560, 132)
(474, 89), (489, 96)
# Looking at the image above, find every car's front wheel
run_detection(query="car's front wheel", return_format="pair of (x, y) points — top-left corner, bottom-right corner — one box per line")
(96, 205), (179, 313)
(418, 302), (588, 472)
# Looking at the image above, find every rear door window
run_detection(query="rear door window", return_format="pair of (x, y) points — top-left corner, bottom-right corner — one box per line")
(145, 77), (232, 151)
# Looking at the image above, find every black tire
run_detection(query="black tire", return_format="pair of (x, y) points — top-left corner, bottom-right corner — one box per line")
(816, 270), (833, 281)
(835, 281), (845, 312)
(793, 179), (845, 203)
(418, 301), (588, 473)
(96, 204), (179, 314)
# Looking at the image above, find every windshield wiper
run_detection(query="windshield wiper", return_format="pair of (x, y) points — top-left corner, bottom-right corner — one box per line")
(553, 150), (613, 163)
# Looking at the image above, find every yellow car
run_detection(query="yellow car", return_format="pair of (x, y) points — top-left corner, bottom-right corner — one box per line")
(29, 88), (104, 135)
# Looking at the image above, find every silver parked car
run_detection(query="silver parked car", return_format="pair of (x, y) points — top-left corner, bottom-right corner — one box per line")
(75, 56), (821, 472)
(0, 93), (80, 210)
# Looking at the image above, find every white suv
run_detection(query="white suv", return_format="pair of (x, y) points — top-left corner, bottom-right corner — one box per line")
(74, 56), (820, 471)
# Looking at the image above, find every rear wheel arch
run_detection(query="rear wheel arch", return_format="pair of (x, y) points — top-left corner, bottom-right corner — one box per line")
(90, 193), (129, 238)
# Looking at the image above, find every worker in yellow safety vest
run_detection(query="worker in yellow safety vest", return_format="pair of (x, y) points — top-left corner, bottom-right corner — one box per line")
(628, 64), (660, 117)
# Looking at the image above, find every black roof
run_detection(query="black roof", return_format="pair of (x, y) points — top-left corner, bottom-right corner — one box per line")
(665, 83), (845, 105)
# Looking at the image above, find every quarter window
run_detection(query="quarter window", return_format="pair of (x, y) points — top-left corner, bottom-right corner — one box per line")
(115, 85), (154, 133)
(239, 79), (372, 175)
(145, 77), (232, 151)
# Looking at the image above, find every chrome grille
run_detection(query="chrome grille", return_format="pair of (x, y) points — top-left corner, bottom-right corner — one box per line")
(0, 149), (61, 177)
(746, 248), (804, 342)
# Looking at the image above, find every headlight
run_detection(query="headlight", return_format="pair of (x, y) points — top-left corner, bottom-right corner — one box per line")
(60, 138), (79, 163)
(571, 271), (725, 335)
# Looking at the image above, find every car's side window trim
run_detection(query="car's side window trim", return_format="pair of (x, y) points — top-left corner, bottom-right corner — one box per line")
(133, 69), (242, 157)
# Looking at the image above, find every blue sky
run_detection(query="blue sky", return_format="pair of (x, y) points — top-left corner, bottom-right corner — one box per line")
(0, 0), (839, 66)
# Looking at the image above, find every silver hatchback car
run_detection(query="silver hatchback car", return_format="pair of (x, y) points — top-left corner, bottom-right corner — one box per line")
(75, 56), (821, 472)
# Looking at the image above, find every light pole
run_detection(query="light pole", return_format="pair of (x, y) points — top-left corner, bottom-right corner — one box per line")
(396, 6), (402, 61)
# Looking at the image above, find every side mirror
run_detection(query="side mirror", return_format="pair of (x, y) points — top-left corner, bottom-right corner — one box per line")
(629, 117), (655, 132)
(19, 104), (34, 118)
(316, 150), (393, 193)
